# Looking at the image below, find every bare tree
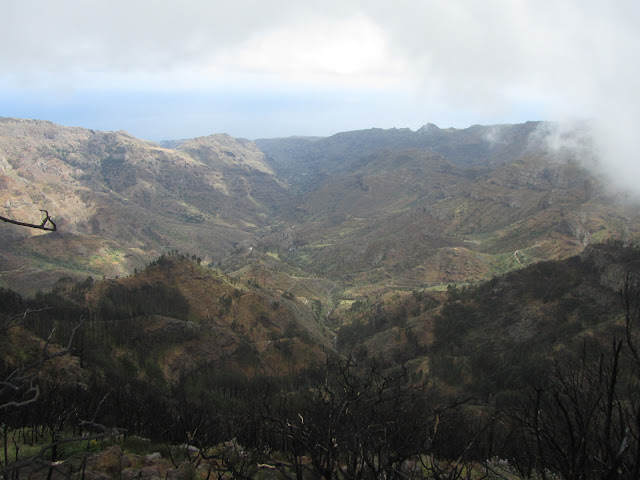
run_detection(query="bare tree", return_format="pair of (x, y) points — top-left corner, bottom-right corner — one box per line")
(1, 312), (120, 479)
(504, 273), (640, 479)
(260, 355), (471, 479)
(0, 309), (71, 412)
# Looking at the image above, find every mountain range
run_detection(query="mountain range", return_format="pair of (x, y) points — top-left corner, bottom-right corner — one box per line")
(3, 116), (640, 478)
(1, 116), (638, 299)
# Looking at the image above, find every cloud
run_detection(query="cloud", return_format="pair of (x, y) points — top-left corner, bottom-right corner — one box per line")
(2, 0), (640, 180)
(363, 1), (638, 116)
(528, 118), (640, 198)
(213, 13), (408, 88)
(4, 1), (639, 100)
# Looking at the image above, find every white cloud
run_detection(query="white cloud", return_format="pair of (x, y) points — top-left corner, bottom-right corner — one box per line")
(213, 13), (408, 87)
(2, 0), (640, 182)
(5, 0), (638, 110)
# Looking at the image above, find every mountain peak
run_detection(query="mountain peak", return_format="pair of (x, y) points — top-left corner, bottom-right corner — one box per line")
(417, 123), (441, 133)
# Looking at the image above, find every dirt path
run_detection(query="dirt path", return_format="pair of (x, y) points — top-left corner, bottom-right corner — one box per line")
(514, 250), (525, 267)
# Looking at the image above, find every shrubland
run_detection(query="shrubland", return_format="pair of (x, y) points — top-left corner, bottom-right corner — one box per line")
(2, 244), (640, 478)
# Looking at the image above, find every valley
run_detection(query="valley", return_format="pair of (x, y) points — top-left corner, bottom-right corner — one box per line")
(2, 117), (637, 299)
(2, 116), (640, 479)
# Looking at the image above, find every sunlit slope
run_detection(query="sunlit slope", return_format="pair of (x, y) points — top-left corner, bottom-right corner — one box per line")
(0, 118), (291, 293)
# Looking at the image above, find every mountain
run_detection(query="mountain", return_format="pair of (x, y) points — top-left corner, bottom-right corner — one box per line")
(251, 146), (639, 296)
(10, 240), (637, 400)
(1, 116), (639, 303)
(0, 117), (291, 294)
(254, 121), (543, 187)
(4, 234), (639, 480)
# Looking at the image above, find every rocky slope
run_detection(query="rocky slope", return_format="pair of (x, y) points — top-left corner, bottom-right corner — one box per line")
(0, 117), (290, 293)
(2, 116), (639, 300)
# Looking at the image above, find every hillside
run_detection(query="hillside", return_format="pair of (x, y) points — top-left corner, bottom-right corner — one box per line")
(0, 117), (291, 294)
(334, 242), (640, 395)
(11, 253), (332, 383)
(4, 243), (640, 479)
(35, 238), (632, 399)
(254, 121), (543, 185)
(250, 147), (640, 298)
(3, 223), (640, 478)
(2, 116), (639, 307)
(3, 117), (640, 479)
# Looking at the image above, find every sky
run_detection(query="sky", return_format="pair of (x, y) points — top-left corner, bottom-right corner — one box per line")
(1, 1), (639, 176)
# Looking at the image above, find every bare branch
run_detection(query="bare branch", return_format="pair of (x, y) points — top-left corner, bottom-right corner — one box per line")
(0, 313), (114, 477)
(0, 318), (84, 411)
(0, 209), (56, 231)
(0, 308), (53, 333)
(0, 382), (39, 410)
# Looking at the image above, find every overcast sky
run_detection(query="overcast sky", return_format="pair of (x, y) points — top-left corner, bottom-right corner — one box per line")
(1, 0), (639, 149)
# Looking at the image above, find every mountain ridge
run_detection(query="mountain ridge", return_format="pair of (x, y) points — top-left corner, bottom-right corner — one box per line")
(254, 120), (544, 185)
(1, 116), (639, 300)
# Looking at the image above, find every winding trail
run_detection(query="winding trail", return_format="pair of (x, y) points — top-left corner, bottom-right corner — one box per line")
(514, 250), (525, 267)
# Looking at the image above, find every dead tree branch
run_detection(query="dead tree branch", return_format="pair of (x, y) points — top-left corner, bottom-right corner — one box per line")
(0, 210), (56, 231)
(1, 318), (84, 411)
(0, 308), (53, 333)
